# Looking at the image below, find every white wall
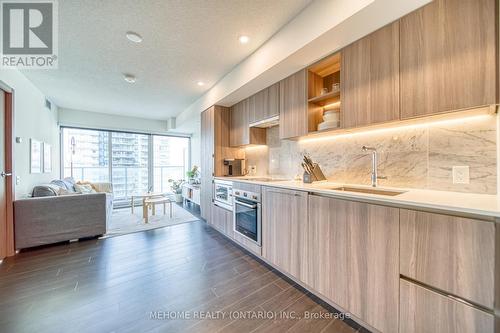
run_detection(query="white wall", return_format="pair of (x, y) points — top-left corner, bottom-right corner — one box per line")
(0, 70), (60, 198)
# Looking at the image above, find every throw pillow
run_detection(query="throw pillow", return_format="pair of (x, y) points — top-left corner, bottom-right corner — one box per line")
(74, 184), (96, 194)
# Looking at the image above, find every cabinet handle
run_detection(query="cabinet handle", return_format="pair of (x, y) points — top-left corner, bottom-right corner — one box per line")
(266, 190), (304, 197)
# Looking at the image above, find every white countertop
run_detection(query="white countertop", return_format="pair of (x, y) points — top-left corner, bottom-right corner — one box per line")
(217, 176), (500, 218)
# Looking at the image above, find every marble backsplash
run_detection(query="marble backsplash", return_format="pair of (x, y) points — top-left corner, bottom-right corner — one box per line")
(245, 114), (498, 194)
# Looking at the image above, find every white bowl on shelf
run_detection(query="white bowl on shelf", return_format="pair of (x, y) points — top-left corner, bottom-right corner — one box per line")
(322, 110), (340, 123)
(318, 121), (340, 131)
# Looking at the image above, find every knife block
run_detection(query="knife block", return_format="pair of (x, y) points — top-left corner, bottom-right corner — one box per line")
(311, 163), (327, 181)
(303, 164), (327, 183)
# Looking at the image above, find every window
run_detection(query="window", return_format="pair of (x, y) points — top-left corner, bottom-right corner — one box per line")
(111, 132), (150, 202)
(61, 127), (190, 206)
(62, 128), (109, 182)
(153, 135), (189, 193)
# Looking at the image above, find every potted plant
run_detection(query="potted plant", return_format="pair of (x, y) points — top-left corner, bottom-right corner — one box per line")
(186, 165), (199, 184)
(168, 179), (184, 203)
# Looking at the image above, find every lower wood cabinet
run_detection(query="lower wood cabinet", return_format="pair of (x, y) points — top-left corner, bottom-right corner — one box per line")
(210, 203), (234, 239)
(262, 187), (308, 281)
(307, 195), (399, 333)
(400, 279), (494, 333)
(400, 209), (495, 309)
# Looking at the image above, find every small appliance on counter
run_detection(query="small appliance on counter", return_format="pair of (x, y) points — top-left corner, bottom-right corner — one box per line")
(224, 158), (246, 176)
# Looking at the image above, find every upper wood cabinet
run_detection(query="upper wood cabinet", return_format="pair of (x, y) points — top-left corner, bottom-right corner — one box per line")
(230, 99), (266, 147)
(400, 209), (495, 309)
(262, 187), (308, 281)
(307, 195), (399, 333)
(249, 82), (280, 124)
(400, 0), (497, 119)
(279, 69), (308, 139)
(342, 21), (400, 128)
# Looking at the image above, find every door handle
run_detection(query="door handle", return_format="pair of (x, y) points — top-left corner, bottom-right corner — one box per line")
(1, 172), (12, 177)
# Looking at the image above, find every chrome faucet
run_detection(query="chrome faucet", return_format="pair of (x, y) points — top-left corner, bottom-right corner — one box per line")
(362, 146), (386, 187)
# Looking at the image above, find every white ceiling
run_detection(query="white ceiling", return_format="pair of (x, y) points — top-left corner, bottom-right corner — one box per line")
(22, 0), (312, 119)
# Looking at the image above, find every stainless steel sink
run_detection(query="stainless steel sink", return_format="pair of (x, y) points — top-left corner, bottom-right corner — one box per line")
(330, 186), (406, 196)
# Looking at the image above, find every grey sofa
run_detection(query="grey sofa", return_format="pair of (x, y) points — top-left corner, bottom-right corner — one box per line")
(14, 178), (113, 250)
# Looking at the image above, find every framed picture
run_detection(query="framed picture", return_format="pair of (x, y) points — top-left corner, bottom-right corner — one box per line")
(30, 139), (42, 174)
(43, 143), (52, 173)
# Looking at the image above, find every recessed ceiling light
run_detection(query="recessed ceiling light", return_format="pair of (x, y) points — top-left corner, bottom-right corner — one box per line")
(238, 35), (250, 44)
(123, 74), (136, 83)
(197, 81), (205, 86)
(126, 31), (143, 43)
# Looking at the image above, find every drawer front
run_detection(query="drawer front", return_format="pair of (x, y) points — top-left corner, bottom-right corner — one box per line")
(400, 209), (495, 308)
(400, 279), (494, 333)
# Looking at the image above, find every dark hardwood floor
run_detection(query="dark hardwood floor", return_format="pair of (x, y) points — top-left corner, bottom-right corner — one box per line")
(0, 219), (362, 333)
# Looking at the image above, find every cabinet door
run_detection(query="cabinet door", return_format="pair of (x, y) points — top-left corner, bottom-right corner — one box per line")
(400, 0), (496, 118)
(230, 100), (266, 146)
(279, 69), (308, 139)
(342, 21), (399, 128)
(347, 200), (399, 333)
(230, 101), (247, 147)
(249, 90), (265, 124)
(307, 195), (399, 333)
(307, 195), (348, 309)
(200, 107), (214, 221)
(266, 82), (279, 119)
(400, 209), (495, 309)
(400, 279), (494, 333)
(211, 203), (234, 239)
(262, 187), (308, 281)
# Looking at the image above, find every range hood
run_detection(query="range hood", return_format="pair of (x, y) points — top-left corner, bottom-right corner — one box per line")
(249, 115), (279, 128)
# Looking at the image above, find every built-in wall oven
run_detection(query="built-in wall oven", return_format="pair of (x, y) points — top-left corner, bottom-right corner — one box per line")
(233, 188), (261, 246)
(213, 179), (233, 211)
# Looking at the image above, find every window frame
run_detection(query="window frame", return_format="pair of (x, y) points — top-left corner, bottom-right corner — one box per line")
(59, 125), (191, 205)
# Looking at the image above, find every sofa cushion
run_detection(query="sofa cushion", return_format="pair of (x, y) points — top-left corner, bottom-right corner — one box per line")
(32, 184), (60, 197)
(63, 177), (77, 192)
(74, 183), (96, 194)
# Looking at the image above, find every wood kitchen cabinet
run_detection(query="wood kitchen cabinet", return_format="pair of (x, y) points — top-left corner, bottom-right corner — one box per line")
(262, 187), (308, 281)
(400, 209), (495, 309)
(400, 279), (494, 333)
(279, 69), (308, 139)
(211, 203), (234, 239)
(400, 0), (497, 118)
(342, 21), (399, 128)
(201, 105), (244, 221)
(307, 195), (399, 333)
(200, 107), (214, 221)
(229, 99), (266, 147)
(249, 82), (280, 124)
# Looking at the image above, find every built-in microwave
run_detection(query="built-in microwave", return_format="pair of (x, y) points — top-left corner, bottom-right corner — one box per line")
(233, 188), (261, 246)
(213, 179), (233, 211)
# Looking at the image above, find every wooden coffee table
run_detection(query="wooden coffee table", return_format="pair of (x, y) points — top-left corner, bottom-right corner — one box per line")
(130, 192), (164, 214)
(143, 197), (173, 223)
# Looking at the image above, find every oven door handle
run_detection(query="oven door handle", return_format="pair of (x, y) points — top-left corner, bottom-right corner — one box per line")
(235, 200), (257, 209)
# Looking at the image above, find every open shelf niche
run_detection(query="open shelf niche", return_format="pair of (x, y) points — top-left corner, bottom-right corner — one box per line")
(307, 52), (342, 134)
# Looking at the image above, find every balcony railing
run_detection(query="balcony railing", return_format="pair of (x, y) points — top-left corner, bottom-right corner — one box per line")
(63, 165), (185, 206)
